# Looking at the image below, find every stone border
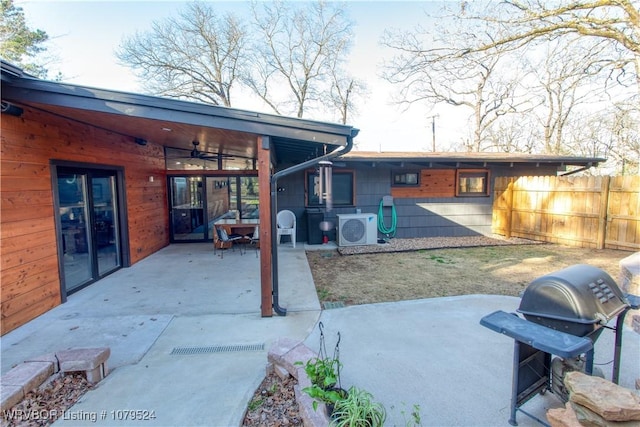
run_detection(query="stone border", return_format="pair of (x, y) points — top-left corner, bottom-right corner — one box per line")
(0, 347), (110, 412)
(267, 338), (330, 427)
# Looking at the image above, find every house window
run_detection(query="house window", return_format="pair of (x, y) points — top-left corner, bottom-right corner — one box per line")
(392, 171), (419, 186)
(456, 170), (490, 197)
(306, 170), (355, 206)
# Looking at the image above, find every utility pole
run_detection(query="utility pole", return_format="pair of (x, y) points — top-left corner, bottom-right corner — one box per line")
(428, 115), (439, 151)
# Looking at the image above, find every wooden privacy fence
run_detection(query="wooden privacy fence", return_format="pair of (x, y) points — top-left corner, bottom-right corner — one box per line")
(492, 175), (640, 251)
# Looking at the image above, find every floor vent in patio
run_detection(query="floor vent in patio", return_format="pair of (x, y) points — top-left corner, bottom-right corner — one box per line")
(170, 343), (265, 355)
(323, 301), (345, 309)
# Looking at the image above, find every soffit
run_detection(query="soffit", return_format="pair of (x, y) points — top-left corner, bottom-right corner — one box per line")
(1, 73), (356, 165)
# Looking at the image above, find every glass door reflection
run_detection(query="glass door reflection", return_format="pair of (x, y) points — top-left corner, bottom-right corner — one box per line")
(170, 177), (205, 240)
(92, 175), (120, 275)
(58, 172), (93, 292)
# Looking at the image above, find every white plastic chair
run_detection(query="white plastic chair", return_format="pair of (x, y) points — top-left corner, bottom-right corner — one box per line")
(277, 210), (296, 248)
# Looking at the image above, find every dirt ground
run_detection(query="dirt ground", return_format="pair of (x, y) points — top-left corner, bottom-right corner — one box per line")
(306, 243), (631, 306)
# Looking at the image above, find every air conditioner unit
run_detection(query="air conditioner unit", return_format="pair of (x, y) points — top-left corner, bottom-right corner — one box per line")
(337, 213), (378, 247)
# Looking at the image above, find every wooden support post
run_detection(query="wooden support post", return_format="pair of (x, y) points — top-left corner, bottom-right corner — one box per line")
(505, 179), (514, 239)
(596, 176), (611, 250)
(258, 136), (273, 317)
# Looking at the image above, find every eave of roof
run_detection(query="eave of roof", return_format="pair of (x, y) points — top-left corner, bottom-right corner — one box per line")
(1, 60), (359, 145)
(341, 151), (606, 167)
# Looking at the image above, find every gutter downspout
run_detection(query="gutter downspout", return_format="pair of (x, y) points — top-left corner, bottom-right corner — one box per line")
(270, 135), (355, 315)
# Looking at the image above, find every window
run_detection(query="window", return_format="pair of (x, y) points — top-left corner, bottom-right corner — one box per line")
(456, 170), (490, 197)
(392, 171), (420, 186)
(306, 170), (355, 206)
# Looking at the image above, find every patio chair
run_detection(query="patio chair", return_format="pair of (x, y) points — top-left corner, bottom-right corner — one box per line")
(247, 226), (260, 257)
(277, 210), (296, 248)
(213, 226), (245, 258)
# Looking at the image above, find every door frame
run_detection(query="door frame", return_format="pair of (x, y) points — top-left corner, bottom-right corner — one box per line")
(51, 160), (130, 302)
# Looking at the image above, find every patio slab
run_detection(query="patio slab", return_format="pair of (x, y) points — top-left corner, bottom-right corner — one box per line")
(1, 243), (637, 427)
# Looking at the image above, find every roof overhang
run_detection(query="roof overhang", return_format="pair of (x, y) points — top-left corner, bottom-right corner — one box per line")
(341, 151), (606, 170)
(1, 60), (358, 165)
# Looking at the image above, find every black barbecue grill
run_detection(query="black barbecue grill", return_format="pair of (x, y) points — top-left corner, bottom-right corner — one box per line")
(480, 264), (637, 426)
(518, 264), (629, 339)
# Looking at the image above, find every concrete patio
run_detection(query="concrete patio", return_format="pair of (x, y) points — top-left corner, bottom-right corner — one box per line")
(1, 243), (638, 426)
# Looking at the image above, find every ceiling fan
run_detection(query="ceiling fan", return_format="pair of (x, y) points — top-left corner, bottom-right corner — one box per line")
(165, 140), (235, 162)
(189, 140), (219, 160)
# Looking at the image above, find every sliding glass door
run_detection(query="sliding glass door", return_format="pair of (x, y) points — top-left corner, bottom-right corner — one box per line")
(56, 167), (122, 295)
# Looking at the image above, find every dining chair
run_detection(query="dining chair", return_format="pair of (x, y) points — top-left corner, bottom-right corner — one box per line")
(248, 226), (260, 257)
(276, 210), (296, 248)
(213, 226), (245, 258)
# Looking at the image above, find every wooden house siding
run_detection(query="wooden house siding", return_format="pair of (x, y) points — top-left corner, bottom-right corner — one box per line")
(1, 106), (169, 335)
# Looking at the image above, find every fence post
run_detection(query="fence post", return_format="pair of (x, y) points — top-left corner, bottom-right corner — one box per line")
(505, 179), (515, 239)
(596, 176), (611, 250)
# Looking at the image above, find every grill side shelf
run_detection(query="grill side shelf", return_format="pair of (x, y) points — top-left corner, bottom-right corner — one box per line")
(481, 310), (596, 427)
(480, 310), (593, 358)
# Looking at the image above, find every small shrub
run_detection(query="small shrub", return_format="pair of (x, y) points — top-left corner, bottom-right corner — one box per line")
(330, 386), (386, 427)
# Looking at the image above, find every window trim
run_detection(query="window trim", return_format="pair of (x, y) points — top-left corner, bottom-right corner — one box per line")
(391, 171), (420, 187)
(455, 169), (490, 197)
(305, 169), (356, 207)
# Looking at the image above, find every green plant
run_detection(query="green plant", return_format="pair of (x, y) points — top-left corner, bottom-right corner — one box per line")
(317, 288), (331, 300)
(428, 254), (454, 264)
(247, 397), (264, 412)
(298, 356), (342, 389)
(303, 384), (348, 411)
(398, 402), (422, 426)
(297, 356), (344, 411)
(330, 386), (386, 427)
(296, 322), (345, 411)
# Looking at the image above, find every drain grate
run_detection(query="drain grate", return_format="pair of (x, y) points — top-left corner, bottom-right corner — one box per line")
(170, 343), (264, 355)
(323, 301), (345, 309)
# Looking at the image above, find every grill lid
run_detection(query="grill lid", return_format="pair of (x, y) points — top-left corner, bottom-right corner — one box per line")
(518, 264), (629, 327)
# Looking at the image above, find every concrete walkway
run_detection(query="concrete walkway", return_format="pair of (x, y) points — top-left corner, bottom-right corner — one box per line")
(1, 243), (638, 426)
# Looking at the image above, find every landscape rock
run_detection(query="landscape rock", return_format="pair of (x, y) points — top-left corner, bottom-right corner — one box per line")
(565, 372), (640, 422)
(547, 403), (582, 427)
(571, 402), (640, 427)
(618, 252), (640, 296)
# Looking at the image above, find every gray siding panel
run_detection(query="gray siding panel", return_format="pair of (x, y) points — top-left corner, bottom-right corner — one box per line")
(281, 162), (562, 242)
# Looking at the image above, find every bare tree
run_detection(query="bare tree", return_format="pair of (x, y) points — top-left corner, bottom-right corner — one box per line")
(117, 2), (247, 106)
(607, 103), (640, 175)
(483, 113), (540, 153)
(328, 60), (368, 124)
(381, 18), (532, 152)
(464, 1), (639, 92)
(524, 37), (614, 154)
(246, 0), (353, 118)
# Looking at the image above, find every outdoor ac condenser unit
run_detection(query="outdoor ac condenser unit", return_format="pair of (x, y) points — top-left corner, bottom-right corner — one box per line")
(337, 213), (378, 247)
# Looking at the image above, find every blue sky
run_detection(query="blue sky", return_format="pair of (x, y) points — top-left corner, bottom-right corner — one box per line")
(16, 1), (464, 151)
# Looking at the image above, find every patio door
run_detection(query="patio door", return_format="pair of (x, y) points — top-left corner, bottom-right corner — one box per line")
(55, 167), (122, 296)
(169, 177), (206, 241)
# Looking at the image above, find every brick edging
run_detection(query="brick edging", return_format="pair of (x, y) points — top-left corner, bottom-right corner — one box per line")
(267, 338), (330, 427)
(0, 347), (110, 412)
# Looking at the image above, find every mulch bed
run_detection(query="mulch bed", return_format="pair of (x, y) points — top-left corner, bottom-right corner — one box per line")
(1, 374), (92, 427)
(242, 371), (301, 426)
